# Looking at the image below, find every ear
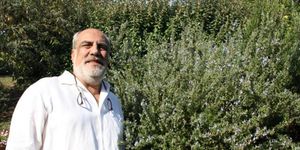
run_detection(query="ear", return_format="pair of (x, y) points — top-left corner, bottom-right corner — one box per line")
(71, 49), (75, 63)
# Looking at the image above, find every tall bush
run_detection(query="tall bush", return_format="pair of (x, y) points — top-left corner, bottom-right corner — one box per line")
(1, 0), (300, 149)
(107, 0), (300, 149)
(0, 0), (91, 87)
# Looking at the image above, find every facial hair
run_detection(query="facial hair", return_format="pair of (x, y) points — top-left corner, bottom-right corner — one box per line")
(73, 57), (107, 86)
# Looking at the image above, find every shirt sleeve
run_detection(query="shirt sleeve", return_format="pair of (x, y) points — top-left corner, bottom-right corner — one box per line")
(6, 84), (48, 150)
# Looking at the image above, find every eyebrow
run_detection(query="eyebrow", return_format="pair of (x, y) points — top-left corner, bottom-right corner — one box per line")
(79, 41), (108, 50)
(80, 41), (108, 45)
(79, 41), (93, 46)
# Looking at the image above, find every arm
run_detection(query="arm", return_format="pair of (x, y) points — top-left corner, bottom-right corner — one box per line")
(6, 84), (47, 150)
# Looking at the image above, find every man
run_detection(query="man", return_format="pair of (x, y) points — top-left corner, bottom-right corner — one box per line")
(6, 28), (124, 150)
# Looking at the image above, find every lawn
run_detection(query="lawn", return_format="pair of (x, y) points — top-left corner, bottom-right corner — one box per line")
(0, 76), (15, 147)
(0, 76), (14, 88)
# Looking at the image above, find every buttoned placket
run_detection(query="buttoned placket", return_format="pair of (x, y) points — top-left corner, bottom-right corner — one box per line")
(74, 79), (109, 150)
(98, 82), (110, 150)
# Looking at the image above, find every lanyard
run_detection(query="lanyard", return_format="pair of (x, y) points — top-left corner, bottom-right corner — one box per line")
(73, 74), (113, 111)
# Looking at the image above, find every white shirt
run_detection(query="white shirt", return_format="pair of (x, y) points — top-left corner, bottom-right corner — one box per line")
(6, 71), (123, 150)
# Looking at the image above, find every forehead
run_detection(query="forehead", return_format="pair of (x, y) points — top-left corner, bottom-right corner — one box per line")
(77, 29), (107, 44)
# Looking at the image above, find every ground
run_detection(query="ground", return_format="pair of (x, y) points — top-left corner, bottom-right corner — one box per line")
(0, 76), (18, 147)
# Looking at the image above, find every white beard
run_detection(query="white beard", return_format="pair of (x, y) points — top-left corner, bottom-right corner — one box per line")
(73, 60), (107, 86)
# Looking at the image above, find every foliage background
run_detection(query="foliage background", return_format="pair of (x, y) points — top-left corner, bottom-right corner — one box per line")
(1, 0), (300, 149)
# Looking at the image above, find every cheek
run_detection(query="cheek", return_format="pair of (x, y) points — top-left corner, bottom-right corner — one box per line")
(71, 51), (76, 64)
(73, 52), (84, 66)
(76, 49), (89, 60)
(101, 51), (108, 59)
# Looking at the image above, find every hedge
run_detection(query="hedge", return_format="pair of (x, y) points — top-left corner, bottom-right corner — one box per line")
(1, 0), (300, 149)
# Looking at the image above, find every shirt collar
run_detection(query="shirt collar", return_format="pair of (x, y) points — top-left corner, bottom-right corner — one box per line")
(58, 70), (76, 85)
(58, 70), (111, 93)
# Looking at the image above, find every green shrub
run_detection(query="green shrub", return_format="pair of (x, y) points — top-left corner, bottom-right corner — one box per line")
(1, 0), (300, 149)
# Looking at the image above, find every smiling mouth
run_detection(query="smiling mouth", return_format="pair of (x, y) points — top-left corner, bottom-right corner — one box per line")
(86, 59), (104, 66)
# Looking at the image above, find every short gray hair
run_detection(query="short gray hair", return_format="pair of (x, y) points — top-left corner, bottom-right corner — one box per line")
(72, 31), (81, 49)
(72, 29), (111, 50)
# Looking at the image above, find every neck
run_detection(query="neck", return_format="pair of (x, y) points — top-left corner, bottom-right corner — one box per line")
(73, 72), (102, 103)
(85, 83), (101, 95)
(81, 80), (102, 104)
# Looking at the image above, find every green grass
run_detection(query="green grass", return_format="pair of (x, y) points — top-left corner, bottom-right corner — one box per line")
(0, 122), (10, 131)
(0, 121), (9, 142)
(0, 110), (11, 143)
(0, 76), (14, 142)
(0, 76), (14, 89)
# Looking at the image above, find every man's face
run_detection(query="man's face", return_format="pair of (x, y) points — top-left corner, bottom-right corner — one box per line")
(71, 29), (109, 85)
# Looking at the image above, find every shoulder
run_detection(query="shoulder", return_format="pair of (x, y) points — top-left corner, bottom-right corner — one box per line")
(26, 76), (60, 92)
(15, 76), (59, 113)
(20, 76), (61, 102)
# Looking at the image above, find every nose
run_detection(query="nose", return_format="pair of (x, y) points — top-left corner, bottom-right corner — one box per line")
(90, 43), (100, 56)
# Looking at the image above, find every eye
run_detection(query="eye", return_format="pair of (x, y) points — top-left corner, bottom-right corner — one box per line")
(79, 41), (93, 49)
(97, 44), (108, 51)
(83, 46), (91, 49)
(82, 44), (92, 49)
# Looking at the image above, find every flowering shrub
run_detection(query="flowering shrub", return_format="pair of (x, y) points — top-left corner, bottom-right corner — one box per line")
(1, 0), (300, 149)
(105, 0), (300, 149)
(0, 129), (8, 147)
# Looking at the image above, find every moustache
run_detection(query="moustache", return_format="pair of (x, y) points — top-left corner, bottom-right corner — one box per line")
(85, 57), (106, 66)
